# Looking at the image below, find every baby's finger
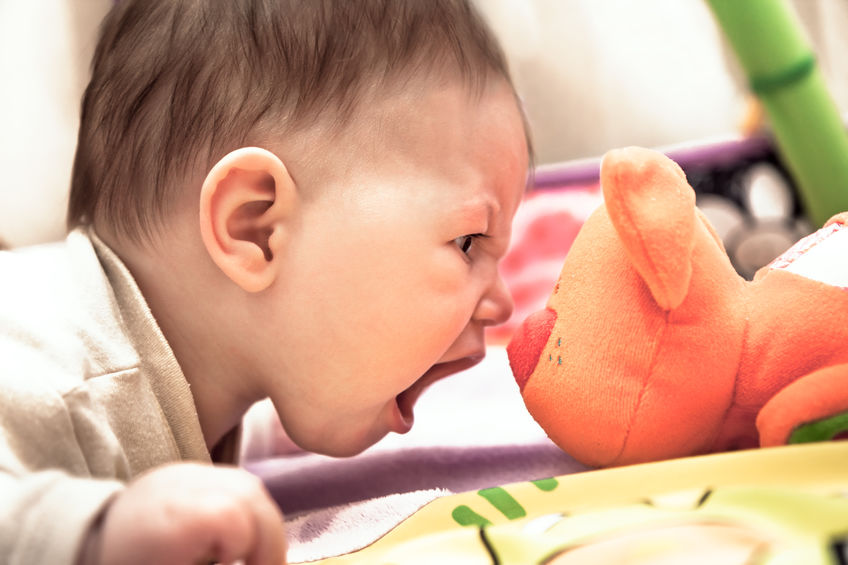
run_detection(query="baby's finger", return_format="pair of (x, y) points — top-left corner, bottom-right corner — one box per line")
(245, 489), (287, 565)
(202, 500), (255, 565)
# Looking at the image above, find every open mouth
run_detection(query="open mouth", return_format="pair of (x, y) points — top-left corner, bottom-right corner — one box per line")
(394, 354), (485, 433)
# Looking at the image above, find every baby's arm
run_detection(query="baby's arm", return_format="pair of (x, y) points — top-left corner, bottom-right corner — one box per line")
(75, 462), (286, 565)
(1, 468), (122, 564)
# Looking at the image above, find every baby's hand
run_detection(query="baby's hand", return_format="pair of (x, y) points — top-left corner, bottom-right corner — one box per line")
(78, 462), (286, 565)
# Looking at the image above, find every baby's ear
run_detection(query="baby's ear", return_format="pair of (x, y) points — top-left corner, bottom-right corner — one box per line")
(199, 147), (297, 292)
(601, 147), (696, 310)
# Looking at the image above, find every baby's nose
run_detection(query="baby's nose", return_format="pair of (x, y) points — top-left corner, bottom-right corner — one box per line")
(507, 307), (557, 391)
(476, 275), (514, 327)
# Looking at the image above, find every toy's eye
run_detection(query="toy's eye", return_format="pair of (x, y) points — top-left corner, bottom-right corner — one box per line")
(454, 234), (481, 256)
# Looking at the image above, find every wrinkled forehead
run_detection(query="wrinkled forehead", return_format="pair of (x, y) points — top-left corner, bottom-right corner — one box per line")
(276, 74), (529, 195)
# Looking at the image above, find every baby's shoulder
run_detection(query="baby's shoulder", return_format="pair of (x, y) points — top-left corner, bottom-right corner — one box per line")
(0, 239), (78, 333)
(0, 233), (135, 389)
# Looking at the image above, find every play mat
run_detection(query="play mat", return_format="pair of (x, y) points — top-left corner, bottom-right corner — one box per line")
(309, 442), (848, 564)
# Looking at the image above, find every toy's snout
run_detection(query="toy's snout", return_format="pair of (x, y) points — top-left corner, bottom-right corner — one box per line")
(507, 307), (557, 391)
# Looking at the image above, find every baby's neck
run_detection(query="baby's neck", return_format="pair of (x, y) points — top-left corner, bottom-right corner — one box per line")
(103, 225), (262, 452)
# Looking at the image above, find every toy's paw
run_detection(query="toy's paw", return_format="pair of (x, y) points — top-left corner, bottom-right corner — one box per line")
(757, 364), (848, 446)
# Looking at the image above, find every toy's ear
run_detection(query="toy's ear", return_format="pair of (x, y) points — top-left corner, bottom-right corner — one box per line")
(600, 147), (697, 310)
(199, 147), (297, 293)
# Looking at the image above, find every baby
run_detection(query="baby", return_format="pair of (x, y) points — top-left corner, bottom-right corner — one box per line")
(0, 1), (529, 564)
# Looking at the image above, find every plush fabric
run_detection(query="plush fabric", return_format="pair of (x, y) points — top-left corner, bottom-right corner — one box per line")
(507, 147), (848, 468)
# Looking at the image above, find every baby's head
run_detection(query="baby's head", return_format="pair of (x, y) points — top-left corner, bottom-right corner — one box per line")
(69, 0), (530, 456)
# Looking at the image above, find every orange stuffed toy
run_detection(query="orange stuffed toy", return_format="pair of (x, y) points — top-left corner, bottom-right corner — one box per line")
(507, 147), (848, 468)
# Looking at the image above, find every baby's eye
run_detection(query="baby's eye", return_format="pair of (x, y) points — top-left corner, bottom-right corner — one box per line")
(454, 234), (483, 256)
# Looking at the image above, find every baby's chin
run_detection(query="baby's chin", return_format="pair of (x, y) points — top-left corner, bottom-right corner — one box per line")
(296, 357), (485, 457)
(312, 442), (374, 458)
(296, 417), (391, 458)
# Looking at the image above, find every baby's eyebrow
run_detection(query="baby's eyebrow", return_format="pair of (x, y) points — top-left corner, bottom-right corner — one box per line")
(451, 197), (496, 227)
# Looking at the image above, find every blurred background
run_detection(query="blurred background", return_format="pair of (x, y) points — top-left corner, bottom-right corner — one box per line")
(1, 0), (847, 248)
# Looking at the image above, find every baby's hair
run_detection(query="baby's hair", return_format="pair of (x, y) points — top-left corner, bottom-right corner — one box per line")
(68, 0), (516, 243)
